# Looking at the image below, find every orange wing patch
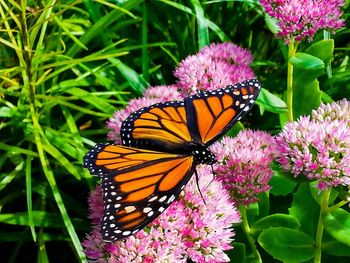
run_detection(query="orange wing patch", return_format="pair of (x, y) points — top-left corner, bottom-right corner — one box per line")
(193, 95), (238, 143)
(131, 105), (192, 143)
(190, 80), (260, 144)
(94, 145), (176, 171)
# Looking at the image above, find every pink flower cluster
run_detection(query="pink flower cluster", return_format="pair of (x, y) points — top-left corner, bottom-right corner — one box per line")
(312, 98), (350, 125)
(82, 168), (241, 262)
(211, 130), (275, 206)
(174, 43), (255, 95)
(260, 0), (345, 43)
(275, 100), (350, 190)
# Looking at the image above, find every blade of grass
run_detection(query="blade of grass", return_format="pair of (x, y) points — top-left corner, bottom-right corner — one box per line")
(0, 161), (24, 192)
(64, 87), (116, 114)
(29, 103), (86, 262)
(0, 211), (89, 230)
(0, 142), (39, 157)
(72, 0), (148, 95)
(53, 15), (88, 51)
(35, 95), (110, 117)
(41, 139), (81, 180)
(38, 230), (49, 263)
(93, 0), (138, 18)
(26, 147), (36, 241)
(109, 58), (148, 95)
(191, 0), (209, 48)
(60, 106), (94, 188)
(157, 0), (226, 43)
(29, 0), (56, 49)
(0, 232), (70, 242)
(68, 0), (143, 57)
(141, 3), (149, 82)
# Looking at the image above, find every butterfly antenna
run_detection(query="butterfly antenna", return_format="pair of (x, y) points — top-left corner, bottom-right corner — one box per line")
(195, 169), (206, 205)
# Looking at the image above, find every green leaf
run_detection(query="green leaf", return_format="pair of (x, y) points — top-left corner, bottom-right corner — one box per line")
(309, 181), (338, 205)
(258, 227), (316, 262)
(269, 173), (298, 196)
(256, 88), (287, 114)
(257, 191), (270, 218)
(252, 214), (300, 237)
(323, 208), (350, 246)
(227, 242), (246, 263)
(293, 79), (321, 119)
(226, 121), (244, 137)
(0, 106), (15, 117)
(289, 183), (320, 236)
(290, 52), (325, 86)
(290, 52), (325, 70)
(305, 39), (334, 64)
(264, 14), (279, 35)
(323, 232), (350, 257)
(270, 162), (298, 196)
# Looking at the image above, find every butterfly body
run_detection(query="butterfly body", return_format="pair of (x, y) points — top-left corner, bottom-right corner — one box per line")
(83, 79), (261, 241)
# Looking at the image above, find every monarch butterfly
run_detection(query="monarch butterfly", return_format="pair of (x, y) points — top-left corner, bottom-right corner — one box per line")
(83, 79), (261, 242)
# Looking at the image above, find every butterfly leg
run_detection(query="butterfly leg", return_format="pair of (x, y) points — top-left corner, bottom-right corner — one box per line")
(207, 164), (216, 188)
(194, 169), (206, 205)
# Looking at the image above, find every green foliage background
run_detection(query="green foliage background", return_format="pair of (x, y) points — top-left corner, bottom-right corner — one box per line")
(0, 0), (349, 262)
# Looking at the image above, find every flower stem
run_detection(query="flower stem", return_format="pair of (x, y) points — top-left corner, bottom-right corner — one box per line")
(240, 206), (262, 263)
(314, 189), (331, 263)
(329, 200), (348, 210)
(286, 39), (296, 122)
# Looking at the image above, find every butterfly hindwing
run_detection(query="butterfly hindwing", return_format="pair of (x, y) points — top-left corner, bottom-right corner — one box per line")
(83, 143), (195, 241)
(185, 79), (261, 145)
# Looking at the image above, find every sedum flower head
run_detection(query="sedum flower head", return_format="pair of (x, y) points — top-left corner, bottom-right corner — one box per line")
(174, 42), (255, 95)
(198, 42), (254, 66)
(211, 130), (275, 206)
(275, 115), (350, 190)
(260, 0), (345, 43)
(82, 167), (240, 262)
(143, 84), (181, 101)
(312, 99), (350, 125)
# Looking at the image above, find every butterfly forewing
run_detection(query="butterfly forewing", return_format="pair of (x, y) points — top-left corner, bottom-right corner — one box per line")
(185, 79), (261, 145)
(83, 143), (195, 241)
(120, 101), (192, 150)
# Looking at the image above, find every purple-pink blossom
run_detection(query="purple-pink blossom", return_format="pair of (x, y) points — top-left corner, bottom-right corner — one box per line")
(275, 114), (350, 190)
(211, 130), (275, 206)
(142, 85), (181, 101)
(82, 167), (240, 262)
(174, 43), (255, 95)
(260, 0), (345, 43)
(312, 98), (350, 125)
(198, 42), (254, 66)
